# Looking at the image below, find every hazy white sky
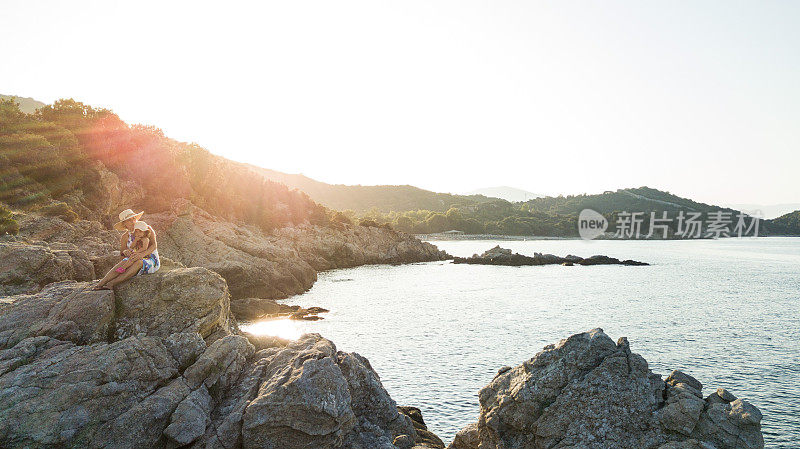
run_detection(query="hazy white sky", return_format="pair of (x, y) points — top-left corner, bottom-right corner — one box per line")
(2, 1), (798, 204)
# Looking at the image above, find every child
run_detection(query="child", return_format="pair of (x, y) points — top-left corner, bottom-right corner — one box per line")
(115, 221), (152, 273)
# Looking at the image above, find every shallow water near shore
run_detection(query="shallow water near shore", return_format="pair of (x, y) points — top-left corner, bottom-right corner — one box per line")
(242, 237), (800, 447)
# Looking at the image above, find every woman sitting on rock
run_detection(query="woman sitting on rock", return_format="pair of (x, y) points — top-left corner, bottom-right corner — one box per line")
(93, 209), (161, 290)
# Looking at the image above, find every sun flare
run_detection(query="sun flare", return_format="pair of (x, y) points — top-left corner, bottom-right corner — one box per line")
(240, 319), (305, 340)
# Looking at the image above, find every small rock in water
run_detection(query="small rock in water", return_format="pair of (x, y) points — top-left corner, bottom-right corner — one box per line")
(453, 246), (649, 267)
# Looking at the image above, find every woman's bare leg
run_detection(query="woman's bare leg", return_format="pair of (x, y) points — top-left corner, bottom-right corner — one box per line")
(107, 259), (144, 289)
(94, 261), (127, 289)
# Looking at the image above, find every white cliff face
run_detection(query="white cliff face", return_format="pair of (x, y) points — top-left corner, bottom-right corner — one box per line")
(449, 329), (764, 449)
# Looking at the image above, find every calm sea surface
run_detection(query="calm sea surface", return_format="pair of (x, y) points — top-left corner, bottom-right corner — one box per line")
(242, 238), (800, 447)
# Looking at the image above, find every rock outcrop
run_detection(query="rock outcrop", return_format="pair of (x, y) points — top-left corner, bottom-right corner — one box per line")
(449, 329), (763, 449)
(147, 201), (448, 301)
(453, 245), (648, 267)
(230, 297), (329, 321)
(0, 241), (95, 296)
(0, 265), (440, 449)
(3, 204), (449, 321)
(113, 266), (237, 342)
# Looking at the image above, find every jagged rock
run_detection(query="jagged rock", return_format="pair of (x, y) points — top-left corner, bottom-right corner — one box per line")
(480, 246), (513, 258)
(163, 331), (207, 370)
(447, 422), (479, 449)
(472, 329), (763, 449)
(398, 406), (446, 448)
(113, 267), (236, 341)
(245, 333), (291, 351)
(230, 297), (300, 320)
(0, 334), (181, 448)
(658, 373), (705, 436)
(12, 212), (118, 257)
(0, 281), (113, 349)
(0, 242), (95, 295)
(164, 386), (213, 445)
(692, 394), (764, 449)
(0, 269), (255, 449)
(179, 334), (421, 449)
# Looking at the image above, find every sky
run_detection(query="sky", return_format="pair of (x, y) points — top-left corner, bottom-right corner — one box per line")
(1, 1), (798, 205)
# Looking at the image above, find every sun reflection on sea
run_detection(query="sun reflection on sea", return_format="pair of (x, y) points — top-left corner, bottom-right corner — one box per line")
(240, 319), (304, 340)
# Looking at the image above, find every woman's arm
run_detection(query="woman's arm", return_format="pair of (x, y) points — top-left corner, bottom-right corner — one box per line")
(119, 233), (130, 258)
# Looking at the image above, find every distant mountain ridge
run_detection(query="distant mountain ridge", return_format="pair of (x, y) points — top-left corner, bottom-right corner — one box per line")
(724, 203), (800, 220)
(0, 94), (45, 114)
(465, 186), (543, 202)
(243, 164), (499, 213)
(241, 166), (800, 236)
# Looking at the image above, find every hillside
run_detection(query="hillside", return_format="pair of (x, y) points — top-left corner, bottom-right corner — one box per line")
(344, 185), (791, 237)
(0, 97), (328, 232)
(1, 96), (794, 239)
(523, 187), (738, 216)
(766, 210), (800, 235)
(0, 94), (46, 114)
(245, 164), (497, 213)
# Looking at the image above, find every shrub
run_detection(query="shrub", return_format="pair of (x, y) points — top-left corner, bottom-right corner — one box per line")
(358, 219), (379, 227)
(331, 211), (352, 225)
(0, 204), (19, 235)
(39, 201), (79, 223)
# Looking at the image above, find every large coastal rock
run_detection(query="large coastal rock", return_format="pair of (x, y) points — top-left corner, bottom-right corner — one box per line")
(0, 281), (114, 349)
(0, 241), (95, 296)
(0, 264), (440, 448)
(113, 266), (237, 342)
(450, 329), (763, 449)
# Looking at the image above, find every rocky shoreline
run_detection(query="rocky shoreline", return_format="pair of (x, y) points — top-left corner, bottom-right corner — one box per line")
(453, 245), (649, 267)
(0, 210), (765, 449)
(1, 200), (449, 316)
(0, 266), (765, 448)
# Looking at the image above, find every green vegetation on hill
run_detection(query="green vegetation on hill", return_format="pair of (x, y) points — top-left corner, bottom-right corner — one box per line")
(0, 98), (327, 231)
(355, 187), (786, 237)
(766, 210), (800, 235)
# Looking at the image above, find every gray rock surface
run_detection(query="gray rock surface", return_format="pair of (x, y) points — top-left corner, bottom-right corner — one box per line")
(0, 241), (95, 296)
(0, 281), (113, 349)
(448, 422), (479, 449)
(462, 329), (763, 449)
(0, 264), (440, 449)
(113, 266), (236, 341)
(225, 334), (418, 449)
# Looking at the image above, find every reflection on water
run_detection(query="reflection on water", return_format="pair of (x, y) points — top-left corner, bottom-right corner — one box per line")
(244, 238), (800, 447)
(240, 318), (304, 340)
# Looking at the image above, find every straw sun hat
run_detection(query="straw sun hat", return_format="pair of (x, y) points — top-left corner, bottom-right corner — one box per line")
(113, 209), (144, 231)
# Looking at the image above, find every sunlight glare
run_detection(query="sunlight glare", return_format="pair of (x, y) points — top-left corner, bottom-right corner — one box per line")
(240, 319), (304, 340)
